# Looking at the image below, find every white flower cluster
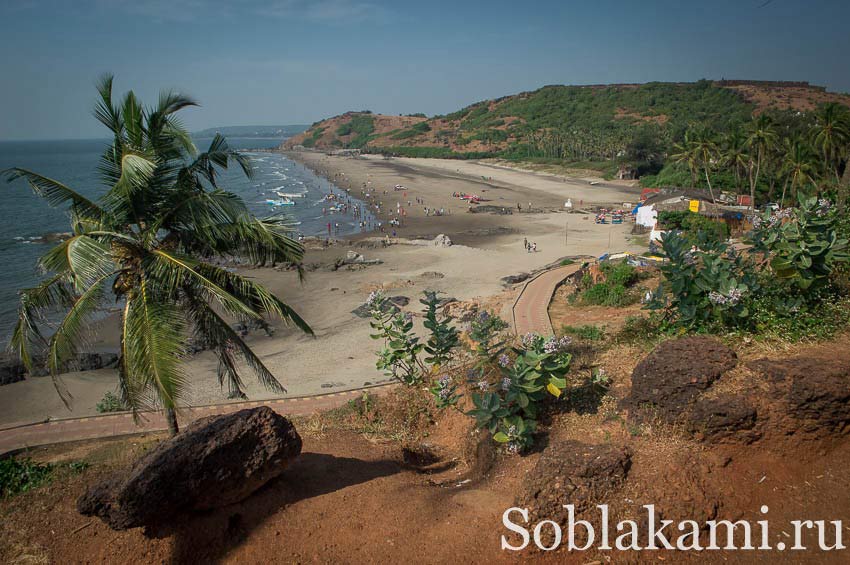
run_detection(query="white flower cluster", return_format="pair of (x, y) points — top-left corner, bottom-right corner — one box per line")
(817, 198), (832, 217)
(543, 335), (573, 354)
(366, 290), (384, 308)
(708, 287), (744, 306)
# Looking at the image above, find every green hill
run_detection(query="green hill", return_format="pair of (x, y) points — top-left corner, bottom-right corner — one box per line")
(283, 80), (850, 180)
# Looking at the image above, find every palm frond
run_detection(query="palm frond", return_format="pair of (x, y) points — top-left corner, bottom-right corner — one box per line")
(10, 274), (75, 373)
(147, 249), (260, 318)
(93, 73), (122, 134)
(193, 261), (313, 335)
(184, 293), (286, 395)
(38, 235), (114, 289)
(46, 273), (112, 403)
(123, 276), (187, 410)
(3, 168), (104, 220)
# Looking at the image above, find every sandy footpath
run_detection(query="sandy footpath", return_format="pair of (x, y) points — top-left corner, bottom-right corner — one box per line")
(0, 152), (645, 425)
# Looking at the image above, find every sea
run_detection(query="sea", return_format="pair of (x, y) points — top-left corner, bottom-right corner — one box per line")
(0, 137), (369, 343)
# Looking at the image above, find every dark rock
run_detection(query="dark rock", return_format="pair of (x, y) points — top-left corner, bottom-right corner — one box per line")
(70, 352), (119, 372)
(77, 407), (302, 531)
(0, 356), (25, 386)
(351, 296), (403, 319)
(501, 273), (530, 286)
(686, 395), (759, 444)
(623, 336), (737, 421)
(419, 271), (445, 279)
(517, 441), (631, 525)
(750, 355), (850, 438)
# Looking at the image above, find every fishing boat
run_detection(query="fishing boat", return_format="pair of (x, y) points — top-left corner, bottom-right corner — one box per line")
(265, 198), (295, 207)
(275, 191), (306, 198)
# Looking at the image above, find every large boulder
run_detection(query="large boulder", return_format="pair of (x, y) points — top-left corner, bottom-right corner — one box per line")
(623, 336), (737, 421)
(517, 441), (632, 524)
(77, 407), (301, 531)
(749, 354), (850, 439)
(685, 394), (759, 444)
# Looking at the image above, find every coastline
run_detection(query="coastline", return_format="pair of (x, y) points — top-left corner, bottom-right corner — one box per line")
(0, 151), (646, 425)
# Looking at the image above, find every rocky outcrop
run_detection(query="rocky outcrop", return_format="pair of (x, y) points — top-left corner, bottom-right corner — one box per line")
(686, 395), (759, 444)
(622, 336), (737, 421)
(77, 407), (302, 531)
(351, 295), (409, 319)
(0, 352), (119, 384)
(0, 357), (26, 385)
(749, 354), (850, 440)
(517, 441), (632, 524)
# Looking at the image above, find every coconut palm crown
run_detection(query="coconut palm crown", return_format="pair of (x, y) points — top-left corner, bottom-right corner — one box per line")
(3, 75), (312, 433)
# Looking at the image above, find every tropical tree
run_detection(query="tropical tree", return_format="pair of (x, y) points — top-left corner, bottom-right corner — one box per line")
(670, 135), (699, 188)
(779, 136), (817, 207)
(721, 127), (749, 192)
(811, 102), (850, 184)
(4, 75), (312, 435)
(689, 126), (719, 204)
(745, 115), (779, 210)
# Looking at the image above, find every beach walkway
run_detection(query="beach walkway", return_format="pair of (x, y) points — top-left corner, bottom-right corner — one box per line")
(512, 263), (582, 337)
(0, 384), (395, 454)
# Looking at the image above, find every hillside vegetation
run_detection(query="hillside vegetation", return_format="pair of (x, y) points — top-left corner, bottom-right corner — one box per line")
(284, 80), (850, 205)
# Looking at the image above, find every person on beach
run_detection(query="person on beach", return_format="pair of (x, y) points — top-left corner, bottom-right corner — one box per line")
(532, 242), (537, 252)
(523, 237), (527, 250)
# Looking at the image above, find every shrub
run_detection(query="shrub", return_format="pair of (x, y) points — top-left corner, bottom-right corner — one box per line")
(0, 458), (54, 498)
(581, 282), (630, 307)
(468, 333), (572, 451)
(561, 324), (606, 341)
(96, 390), (129, 413)
(652, 196), (850, 337)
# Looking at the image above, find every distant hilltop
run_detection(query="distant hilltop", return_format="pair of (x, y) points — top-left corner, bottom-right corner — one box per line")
(195, 124), (309, 138)
(283, 80), (850, 156)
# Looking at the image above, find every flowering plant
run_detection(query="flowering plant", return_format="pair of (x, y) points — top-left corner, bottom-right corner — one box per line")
(469, 332), (572, 451)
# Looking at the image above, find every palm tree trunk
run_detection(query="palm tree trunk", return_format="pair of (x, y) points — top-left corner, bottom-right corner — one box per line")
(165, 407), (179, 436)
(704, 167), (717, 204)
(780, 176), (789, 208)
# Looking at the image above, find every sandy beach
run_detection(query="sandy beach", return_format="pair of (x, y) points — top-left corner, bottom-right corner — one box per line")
(0, 152), (646, 425)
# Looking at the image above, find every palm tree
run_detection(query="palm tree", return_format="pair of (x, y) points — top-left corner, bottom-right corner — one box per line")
(670, 135), (699, 188)
(689, 126), (719, 204)
(811, 102), (850, 184)
(721, 127), (749, 193)
(745, 114), (779, 211)
(779, 136), (817, 207)
(4, 75), (312, 435)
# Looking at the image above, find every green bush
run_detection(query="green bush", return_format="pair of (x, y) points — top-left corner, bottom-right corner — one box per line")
(658, 210), (729, 243)
(0, 458), (54, 498)
(578, 262), (640, 307)
(96, 390), (129, 413)
(561, 324), (606, 341)
(581, 282), (633, 307)
(651, 197), (850, 337)
(601, 261), (639, 287)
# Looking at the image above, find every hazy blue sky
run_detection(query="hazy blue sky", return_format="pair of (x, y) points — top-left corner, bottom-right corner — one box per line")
(1, 0), (848, 140)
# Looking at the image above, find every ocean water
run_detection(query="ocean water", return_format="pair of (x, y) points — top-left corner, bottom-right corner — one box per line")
(0, 137), (370, 343)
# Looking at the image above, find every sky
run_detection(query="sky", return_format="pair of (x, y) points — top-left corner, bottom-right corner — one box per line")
(1, 0), (849, 140)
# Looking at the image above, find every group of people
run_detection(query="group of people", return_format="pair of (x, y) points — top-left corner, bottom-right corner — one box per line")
(523, 237), (538, 253)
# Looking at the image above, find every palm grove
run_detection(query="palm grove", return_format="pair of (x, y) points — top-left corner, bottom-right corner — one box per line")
(666, 104), (850, 210)
(4, 76), (312, 435)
